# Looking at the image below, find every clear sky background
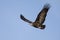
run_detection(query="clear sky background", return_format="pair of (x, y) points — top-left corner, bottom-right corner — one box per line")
(0, 0), (60, 40)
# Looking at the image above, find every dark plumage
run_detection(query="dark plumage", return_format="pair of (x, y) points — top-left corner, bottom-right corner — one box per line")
(20, 4), (50, 30)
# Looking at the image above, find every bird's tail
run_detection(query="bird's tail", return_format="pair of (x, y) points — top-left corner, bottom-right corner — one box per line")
(40, 25), (46, 29)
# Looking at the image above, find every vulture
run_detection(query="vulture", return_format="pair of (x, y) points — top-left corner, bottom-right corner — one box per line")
(20, 4), (50, 30)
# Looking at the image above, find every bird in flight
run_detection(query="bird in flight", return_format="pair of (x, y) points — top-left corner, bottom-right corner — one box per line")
(20, 4), (50, 30)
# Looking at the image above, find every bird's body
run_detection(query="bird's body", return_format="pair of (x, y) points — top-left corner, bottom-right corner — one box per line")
(20, 4), (50, 30)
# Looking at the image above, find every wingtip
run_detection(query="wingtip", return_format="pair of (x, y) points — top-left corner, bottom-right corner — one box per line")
(20, 14), (23, 17)
(20, 14), (22, 17)
(44, 3), (51, 9)
(20, 14), (23, 19)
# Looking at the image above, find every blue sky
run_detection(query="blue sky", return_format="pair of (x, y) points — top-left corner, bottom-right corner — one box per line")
(0, 0), (60, 40)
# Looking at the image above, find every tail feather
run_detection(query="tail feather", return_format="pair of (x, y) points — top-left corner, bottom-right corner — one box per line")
(38, 25), (45, 29)
(41, 25), (45, 29)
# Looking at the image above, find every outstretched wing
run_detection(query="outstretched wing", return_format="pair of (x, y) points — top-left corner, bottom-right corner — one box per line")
(35, 4), (50, 24)
(20, 14), (32, 23)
